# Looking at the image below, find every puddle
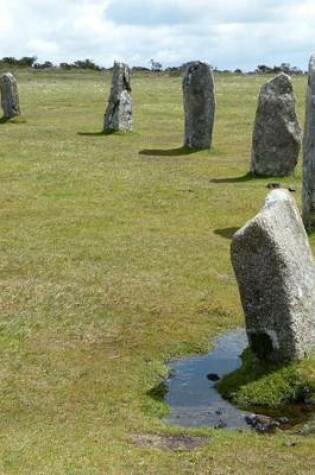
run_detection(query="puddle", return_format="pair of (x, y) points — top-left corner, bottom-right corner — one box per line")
(165, 329), (250, 429)
(164, 329), (313, 430)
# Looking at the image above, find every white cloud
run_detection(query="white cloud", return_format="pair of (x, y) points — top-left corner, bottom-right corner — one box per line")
(26, 39), (59, 56)
(0, 0), (315, 70)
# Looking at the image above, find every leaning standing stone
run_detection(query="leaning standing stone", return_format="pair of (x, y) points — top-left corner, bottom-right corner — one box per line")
(103, 62), (132, 132)
(231, 189), (315, 363)
(0, 72), (20, 118)
(302, 55), (315, 231)
(251, 73), (301, 177)
(183, 61), (215, 149)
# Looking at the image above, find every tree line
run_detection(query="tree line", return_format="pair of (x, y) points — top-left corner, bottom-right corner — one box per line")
(0, 56), (306, 75)
(0, 56), (102, 70)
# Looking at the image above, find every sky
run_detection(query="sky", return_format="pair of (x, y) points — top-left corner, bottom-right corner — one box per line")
(1, 0), (315, 71)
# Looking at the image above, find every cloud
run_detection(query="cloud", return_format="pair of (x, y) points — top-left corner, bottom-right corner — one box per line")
(26, 39), (59, 56)
(0, 0), (315, 70)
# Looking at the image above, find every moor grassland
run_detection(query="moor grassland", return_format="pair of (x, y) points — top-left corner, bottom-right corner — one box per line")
(0, 67), (314, 474)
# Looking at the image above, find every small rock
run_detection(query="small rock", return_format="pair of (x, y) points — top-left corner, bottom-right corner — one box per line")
(298, 423), (315, 435)
(206, 373), (220, 381)
(283, 440), (298, 447)
(277, 416), (290, 425)
(245, 413), (279, 432)
(244, 413), (257, 426)
(214, 419), (227, 429)
(266, 182), (281, 189)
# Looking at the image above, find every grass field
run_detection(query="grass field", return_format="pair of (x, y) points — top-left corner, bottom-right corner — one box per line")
(0, 67), (315, 474)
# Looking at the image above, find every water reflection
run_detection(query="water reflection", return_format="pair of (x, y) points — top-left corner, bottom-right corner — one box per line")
(165, 329), (250, 429)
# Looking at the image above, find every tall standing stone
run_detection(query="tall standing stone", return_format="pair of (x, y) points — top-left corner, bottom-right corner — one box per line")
(0, 73), (20, 118)
(183, 61), (215, 149)
(251, 73), (301, 177)
(103, 62), (132, 132)
(302, 55), (315, 231)
(231, 189), (315, 363)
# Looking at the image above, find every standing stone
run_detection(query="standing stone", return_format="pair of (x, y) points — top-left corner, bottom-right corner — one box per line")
(0, 73), (20, 118)
(251, 73), (301, 177)
(183, 61), (215, 149)
(103, 62), (132, 132)
(302, 55), (315, 231)
(231, 189), (315, 363)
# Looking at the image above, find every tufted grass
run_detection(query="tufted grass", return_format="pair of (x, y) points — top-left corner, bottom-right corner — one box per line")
(0, 67), (315, 473)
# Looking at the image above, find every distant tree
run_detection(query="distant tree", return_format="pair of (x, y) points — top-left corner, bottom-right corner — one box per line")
(73, 59), (101, 70)
(59, 62), (72, 70)
(150, 59), (163, 72)
(279, 63), (303, 75)
(234, 68), (243, 74)
(272, 65), (282, 74)
(0, 56), (18, 65)
(43, 61), (53, 69)
(290, 66), (303, 75)
(255, 63), (303, 75)
(33, 61), (53, 69)
(132, 66), (150, 72)
(0, 56), (37, 67)
(18, 56), (37, 67)
(166, 66), (182, 77)
(256, 64), (273, 74)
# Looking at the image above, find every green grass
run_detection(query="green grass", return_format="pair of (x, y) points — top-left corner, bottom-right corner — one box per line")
(218, 348), (314, 407)
(0, 67), (315, 473)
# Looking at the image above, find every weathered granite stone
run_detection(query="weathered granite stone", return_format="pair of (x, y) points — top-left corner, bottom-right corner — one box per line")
(183, 61), (215, 149)
(231, 189), (315, 363)
(302, 55), (315, 231)
(251, 73), (301, 177)
(0, 72), (20, 118)
(103, 62), (132, 132)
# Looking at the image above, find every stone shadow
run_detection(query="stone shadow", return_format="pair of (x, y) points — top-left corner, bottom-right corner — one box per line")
(214, 227), (240, 239)
(77, 131), (115, 137)
(139, 147), (200, 157)
(210, 172), (254, 183)
(0, 117), (11, 124)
